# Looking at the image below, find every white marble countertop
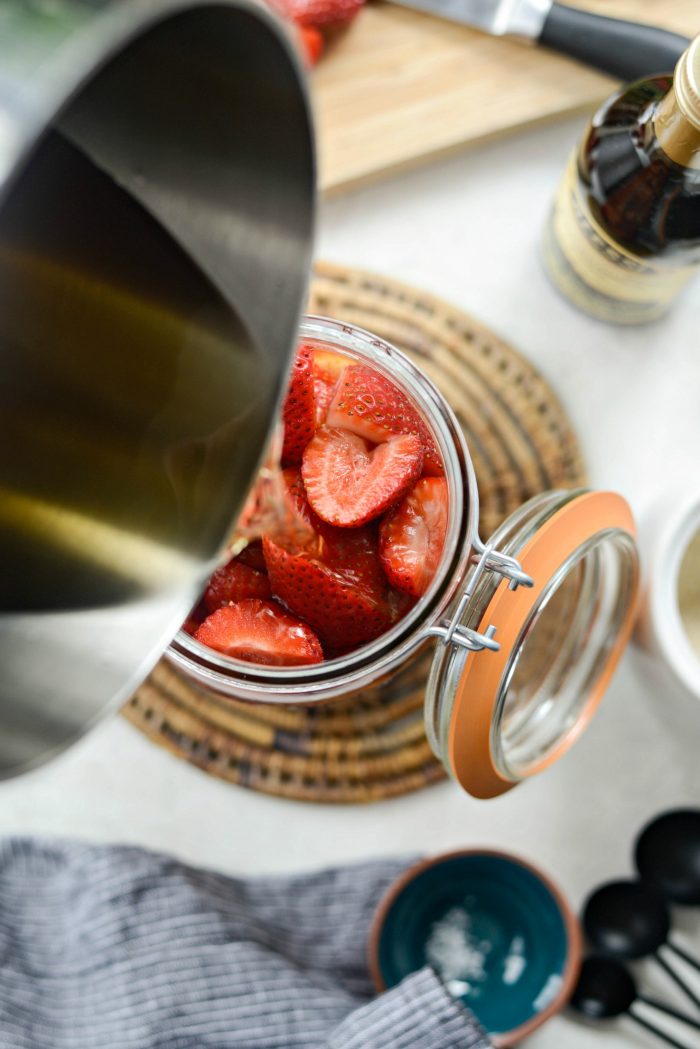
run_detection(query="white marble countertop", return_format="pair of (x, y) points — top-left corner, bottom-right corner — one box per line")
(2, 116), (700, 1049)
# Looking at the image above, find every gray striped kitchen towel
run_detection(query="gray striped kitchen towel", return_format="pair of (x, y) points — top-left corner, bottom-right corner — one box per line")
(0, 838), (491, 1049)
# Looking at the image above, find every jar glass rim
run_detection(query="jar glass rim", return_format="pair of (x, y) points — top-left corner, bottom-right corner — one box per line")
(490, 525), (639, 780)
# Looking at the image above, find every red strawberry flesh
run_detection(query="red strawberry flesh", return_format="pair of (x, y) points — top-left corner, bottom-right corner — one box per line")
(282, 466), (313, 524)
(204, 558), (271, 612)
(387, 588), (418, 624)
(182, 599), (208, 636)
(236, 540), (267, 572)
(302, 427), (424, 527)
(282, 343), (316, 465)
(298, 24), (324, 65)
(314, 375), (337, 426)
(281, 0), (363, 27)
(263, 536), (389, 650)
(236, 459), (315, 550)
(280, 467), (388, 593)
(187, 344), (447, 664)
(313, 348), (349, 383)
(379, 477), (448, 597)
(194, 599), (323, 666)
(326, 364), (443, 474)
(313, 349), (348, 425)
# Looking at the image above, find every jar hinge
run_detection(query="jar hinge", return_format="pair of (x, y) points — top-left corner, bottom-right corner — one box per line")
(426, 543), (534, 654)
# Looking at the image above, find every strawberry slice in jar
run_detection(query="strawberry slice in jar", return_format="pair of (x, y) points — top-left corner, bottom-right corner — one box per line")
(379, 477), (448, 597)
(281, 343), (316, 465)
(204, 557), (272, 612)
(327, 364), (444, 475)
(194, 599), (324, 666)
(302, 427), (424, 528)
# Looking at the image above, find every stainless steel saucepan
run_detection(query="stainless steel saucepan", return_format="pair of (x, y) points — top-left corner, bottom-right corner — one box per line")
(0, 0), (315, 778)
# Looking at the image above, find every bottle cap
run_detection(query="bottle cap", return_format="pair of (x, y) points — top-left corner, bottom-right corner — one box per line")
(654, 35), (700, 169)
(675, 34), (700, 130)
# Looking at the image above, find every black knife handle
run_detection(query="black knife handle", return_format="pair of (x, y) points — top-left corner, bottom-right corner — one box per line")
(539, 3), (689, 81)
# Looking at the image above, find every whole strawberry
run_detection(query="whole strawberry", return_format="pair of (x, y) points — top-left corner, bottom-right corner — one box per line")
(298, 24), (324, 65)
(283, 0), (363, 27)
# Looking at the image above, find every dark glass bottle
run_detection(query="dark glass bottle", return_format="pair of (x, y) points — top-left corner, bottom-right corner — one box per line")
(543, 35), (700, 324)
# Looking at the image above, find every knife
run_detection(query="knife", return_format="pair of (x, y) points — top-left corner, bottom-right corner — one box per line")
(387, 0), (690, 81)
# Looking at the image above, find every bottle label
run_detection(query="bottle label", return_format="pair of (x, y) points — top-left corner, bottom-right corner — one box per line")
(542, 152), (699, 323)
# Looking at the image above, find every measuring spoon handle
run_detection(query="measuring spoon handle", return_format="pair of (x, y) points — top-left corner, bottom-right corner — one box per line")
(655, 953), (700, 1010)
(668, 939), (700, 974)
(638, 994), (700, 1030)
(630, 1009), (697, 1049)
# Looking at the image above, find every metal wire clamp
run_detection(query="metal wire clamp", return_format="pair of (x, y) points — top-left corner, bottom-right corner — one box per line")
(426, 542), (534, 654)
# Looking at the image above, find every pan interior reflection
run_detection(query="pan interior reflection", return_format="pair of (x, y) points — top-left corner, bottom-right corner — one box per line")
(0, 131), (268, 613)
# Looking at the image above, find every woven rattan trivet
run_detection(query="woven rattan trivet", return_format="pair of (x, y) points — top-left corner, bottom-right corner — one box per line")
(123, 262), (586, 803)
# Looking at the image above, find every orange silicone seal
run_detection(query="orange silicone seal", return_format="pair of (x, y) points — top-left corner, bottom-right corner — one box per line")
(448, 492), (638, 799)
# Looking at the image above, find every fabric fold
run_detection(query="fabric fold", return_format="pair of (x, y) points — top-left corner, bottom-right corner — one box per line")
(0, 838), (491, 1049)
(329, 966), (490, 1049)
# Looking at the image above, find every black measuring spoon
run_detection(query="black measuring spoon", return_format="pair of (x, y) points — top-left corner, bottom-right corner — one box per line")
(636, 810), (700, 907)
(571, 955), (700, 1049)
(583, 879), (700, 1009)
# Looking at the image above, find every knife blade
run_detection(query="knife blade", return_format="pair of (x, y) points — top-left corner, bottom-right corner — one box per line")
(386, 0), (690, 82)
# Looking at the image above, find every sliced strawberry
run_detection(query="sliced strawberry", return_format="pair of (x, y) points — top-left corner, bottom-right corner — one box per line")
(275, 469), (387, 579)
(236, 540), (267, 573)
(263, 476), (390, 649)
(280, 467), (388, 593)
(379, 477), (448, 597)
(302, 427), (424, 527)
(182, 599), (208, 636)
(282, 343), (316, 465)
(313, 348), (350, 383)
(326, 365), (443, 475)
(314, 375), (337, 426)
(313, 350), (348, 425)
(298, 24), (324, 66)
(204, 558), (271, 612)
(237, 463), (289, 538)
(237, 460), (315, 549)
(194, 599), (323, 665)
(282, 466), (312, 523)
(283, 0), (363, 26)
(263, 536), (389, 649)
(319, 520), (388, 596)
(387, 588), (418, 624)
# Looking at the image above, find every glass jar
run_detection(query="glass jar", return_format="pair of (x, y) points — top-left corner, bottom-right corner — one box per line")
(168, 316), (640, 798)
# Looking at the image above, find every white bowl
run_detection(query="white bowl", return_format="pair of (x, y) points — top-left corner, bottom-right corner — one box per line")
(636, 488), (700, 701)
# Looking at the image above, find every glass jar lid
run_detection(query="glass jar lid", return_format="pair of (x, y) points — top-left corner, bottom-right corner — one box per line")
(425, 490), (640, 799)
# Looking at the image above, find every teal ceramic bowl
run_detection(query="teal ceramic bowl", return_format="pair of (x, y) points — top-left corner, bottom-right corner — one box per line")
(369, 850), (581, 1046)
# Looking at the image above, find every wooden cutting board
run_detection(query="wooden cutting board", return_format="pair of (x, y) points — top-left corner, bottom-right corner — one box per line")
(312, 0), (698, 195)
